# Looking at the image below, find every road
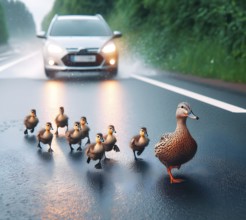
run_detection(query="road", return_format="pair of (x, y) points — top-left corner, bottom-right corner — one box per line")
(0, 44), (246, 220)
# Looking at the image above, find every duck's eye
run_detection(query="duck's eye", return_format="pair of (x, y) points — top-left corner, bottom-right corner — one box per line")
(181, 106), (184, 108)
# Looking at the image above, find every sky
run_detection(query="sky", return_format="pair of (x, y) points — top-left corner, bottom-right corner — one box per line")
(19, 0), (55, 31)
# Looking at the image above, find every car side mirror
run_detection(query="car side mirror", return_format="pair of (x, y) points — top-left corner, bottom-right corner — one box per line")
(113, 31), (122, 39)
(36, 31), (47, 39)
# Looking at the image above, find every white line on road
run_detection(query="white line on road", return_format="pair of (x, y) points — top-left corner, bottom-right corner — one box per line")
(0, 51), (39, 72)
(132, 74), (246, 113)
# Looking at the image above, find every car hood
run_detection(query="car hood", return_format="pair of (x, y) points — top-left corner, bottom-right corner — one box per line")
(47, 36), (112, 49)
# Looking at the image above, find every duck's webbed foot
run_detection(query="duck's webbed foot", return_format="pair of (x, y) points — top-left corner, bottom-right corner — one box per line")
(31, 128), (34, 133)
(24, 129), (28, 135)
(37, 143), (42, 149)
(87, 157), (91, 164)
(70, 145), (74, 151)
(133, 150), (142, 161)
(137, 148), (144, 156)
(86, 137), (91, 145)
(77, 146), (82, 151)
(113, 145), (120, 152)
(167, 166), (184, 184)
(95, 160), (102, 169)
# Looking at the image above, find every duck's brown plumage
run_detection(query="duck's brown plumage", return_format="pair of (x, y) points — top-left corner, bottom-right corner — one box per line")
(130, 127), (150, 160)
(66, 122), (81, 151)
(155, 102), (199, 183)
(24, 109), (39, 134)
(55, 107), (68, 135)
(103, 125), (119, 151)
(79, 117), (90, 144)
(37, 122), (54, 152)
(86, 133), (105, 169)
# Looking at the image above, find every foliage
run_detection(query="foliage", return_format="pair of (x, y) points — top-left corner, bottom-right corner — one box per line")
(42, 0), (115, 31)
(0, 2), (8, 44)
(0, 0), (36, 39)
(43, 0), (246, 83)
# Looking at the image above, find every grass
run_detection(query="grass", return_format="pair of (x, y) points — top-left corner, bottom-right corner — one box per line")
(109, 16), (246, 84)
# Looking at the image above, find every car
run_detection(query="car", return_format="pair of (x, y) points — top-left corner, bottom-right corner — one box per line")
(36, 14), (122, 78)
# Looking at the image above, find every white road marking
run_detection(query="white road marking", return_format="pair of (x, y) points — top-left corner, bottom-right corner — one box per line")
(0, 51), (39, 72)
(132, 74), (246, 113)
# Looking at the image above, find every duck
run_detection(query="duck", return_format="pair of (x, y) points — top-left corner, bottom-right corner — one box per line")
(79, 116), (91, 145)
(24, 109), (39, 135)
(37, 122), (54, 152)
(155, 102), (199, 184)
(103, 125), (120, 160)
(130, 127), (150, 160)
(54, 106), (68, 135)
(86, 133), (105, 169)
(66, 121), (82, 151)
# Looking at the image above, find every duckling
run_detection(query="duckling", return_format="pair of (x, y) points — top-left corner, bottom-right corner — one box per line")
(54, 106), (68, 135)
(79, 116), (91, 145)
(86, 133), (105, 169)
(24, 109), (39, 135)
(37, 122), (54, 152)
(155, 102), (199, 184)
(130, 127), (150, 160)
(66, 122), (82, 151)
(103, 125), (120, 160)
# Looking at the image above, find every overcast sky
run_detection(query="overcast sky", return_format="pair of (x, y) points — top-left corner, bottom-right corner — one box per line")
(19, 0), (55, 31)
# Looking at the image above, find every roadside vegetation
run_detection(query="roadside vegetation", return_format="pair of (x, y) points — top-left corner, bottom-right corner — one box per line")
(40, 0), (246, 83)
(0, 0), (36, 43)
(0, 2), (8, 44)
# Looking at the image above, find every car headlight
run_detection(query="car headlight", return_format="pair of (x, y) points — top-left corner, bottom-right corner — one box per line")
(102, 41), (116, 53)
(47, 43), (63, 54)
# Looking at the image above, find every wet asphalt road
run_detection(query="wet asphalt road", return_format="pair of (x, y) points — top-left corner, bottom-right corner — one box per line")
(0, 48), (246, 220)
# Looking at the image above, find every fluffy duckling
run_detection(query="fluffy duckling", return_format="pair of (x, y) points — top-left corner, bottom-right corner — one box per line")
(54, 106), (68, 135)
(66, 121), (82, 151)
(79, 116), (91, 145)
(130, 127), (150, 160)
(86, 133), (105, 169)
(103, 125), (120, 160)
(155, 102), (199, 184)
(24, 109), (39, 135)
(37, 122), (54, 152)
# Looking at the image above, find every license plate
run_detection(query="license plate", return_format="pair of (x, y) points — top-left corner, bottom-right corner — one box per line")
(71, 55), (96, 62)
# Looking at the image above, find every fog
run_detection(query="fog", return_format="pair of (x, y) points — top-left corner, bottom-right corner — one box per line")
(19, 0), (55, 31)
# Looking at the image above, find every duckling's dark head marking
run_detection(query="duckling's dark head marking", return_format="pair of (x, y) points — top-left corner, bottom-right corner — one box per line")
(46, 122), (53, 130)
(74, 121), (80, 129)
(80, 116), (88, 124)
(140, 127), (148, 137)
(59, 106), (65, 114)
(31, 109), (36, 116)
(108, 125), (116, 133)
(96, 133), (104, 143)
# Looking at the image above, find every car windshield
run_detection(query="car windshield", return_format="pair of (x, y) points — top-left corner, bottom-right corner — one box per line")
(49, 18), (112, 37)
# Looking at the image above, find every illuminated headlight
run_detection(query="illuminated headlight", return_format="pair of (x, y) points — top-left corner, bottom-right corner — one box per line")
(102, 41), (116, 53)
(47, 44), (63, 54)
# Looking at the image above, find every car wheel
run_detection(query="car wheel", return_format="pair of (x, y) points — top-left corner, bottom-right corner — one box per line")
(44, 69), (56, 78)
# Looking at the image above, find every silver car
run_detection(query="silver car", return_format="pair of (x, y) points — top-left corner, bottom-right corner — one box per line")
(37, 14), (122, 78)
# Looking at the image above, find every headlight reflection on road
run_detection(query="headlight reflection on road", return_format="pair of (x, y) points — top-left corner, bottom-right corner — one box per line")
(98, 81), (128, 141)
(42, 81), (66, 119)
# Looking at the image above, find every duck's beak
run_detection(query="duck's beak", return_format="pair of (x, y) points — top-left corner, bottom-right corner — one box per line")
(188, 111), (199, 120)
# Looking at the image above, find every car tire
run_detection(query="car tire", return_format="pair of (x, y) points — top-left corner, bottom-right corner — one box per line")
(45, 69), (56, 78)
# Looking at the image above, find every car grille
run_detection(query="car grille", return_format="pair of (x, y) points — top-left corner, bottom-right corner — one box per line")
(62, 49), (104, 67)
